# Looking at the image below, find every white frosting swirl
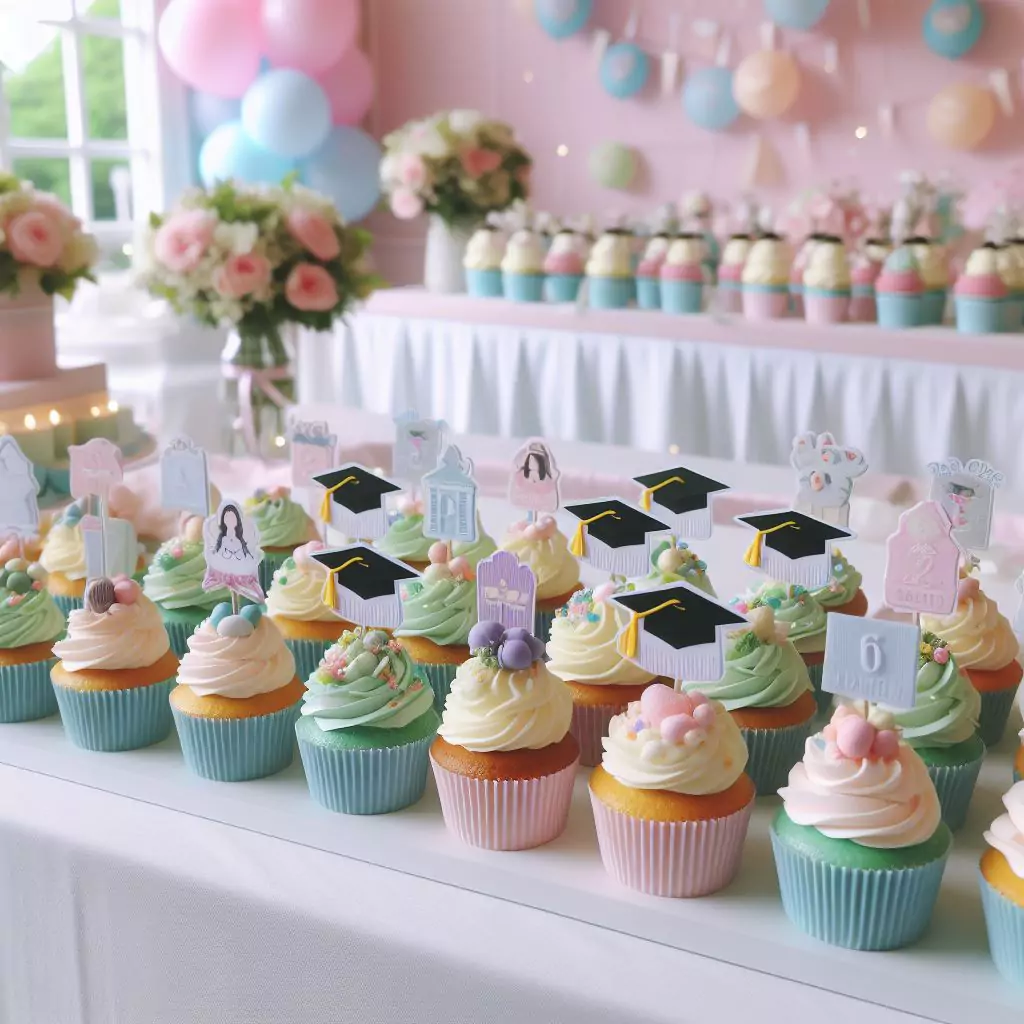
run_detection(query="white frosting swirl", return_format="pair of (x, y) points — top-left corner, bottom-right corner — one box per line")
(266, 546), (336, 622)
(921, 586), (1019, 671)
(803, 240), (851, 290)
(40, 523), (87, 579)
(53, 593), (170, 672)
(178, 617), (296, 698)
(585, 233), (633, 277)
(720, 236), (752, 268)
(965, 246), (999, 277)
(464, 228), (505, 271)
(742, 237), (792, 286)
(985, 782), (1024, 879)
(664, 236), (705, 267)
(501, 229), (544, 274)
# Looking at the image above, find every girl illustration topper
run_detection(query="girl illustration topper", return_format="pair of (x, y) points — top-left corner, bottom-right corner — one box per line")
(508, 439), (561, 514)
(202, 499), (265, 603)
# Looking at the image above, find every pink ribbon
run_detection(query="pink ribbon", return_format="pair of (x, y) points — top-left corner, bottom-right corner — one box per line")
(202, 567), (265, 604)
(221, 362), (294, 457)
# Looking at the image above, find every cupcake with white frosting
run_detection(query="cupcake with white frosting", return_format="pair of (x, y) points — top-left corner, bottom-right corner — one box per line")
(463, 224), (506, 298)
(635, 232), (671, 310)
(996, 242), (1024, 332)
(659, 233), (705, 315)
(802, 235), (851, 324)
(980, 781), (1024, 984)
(911, 237), (950, 325)
(954, 242), (1007, 335)
(586, 226), (635, 309)
(742, 233), (792, 320)
(717, 233), (752, 313)
(501, 227), (545, 302)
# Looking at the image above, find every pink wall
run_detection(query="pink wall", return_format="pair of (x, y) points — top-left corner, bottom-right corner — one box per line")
(363, 0), (1024, 285)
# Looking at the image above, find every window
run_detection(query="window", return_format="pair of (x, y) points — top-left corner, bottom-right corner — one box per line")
(0, 0), (165, 269)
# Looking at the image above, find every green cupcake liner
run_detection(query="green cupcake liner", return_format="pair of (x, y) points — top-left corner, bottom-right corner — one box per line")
(741, 716), (816, 796)
(415, 660), (459, 714)
(925, 749), (985, 832)
(53, 678), (176, 752)
(258, 549), (292, 593)
(286, 637), (334, 683)
(52, 593), (83, 617)
(534, 609), (556, 645)
(0, 656), (59, 723)
(159, 607), (210, 658)
(978, 686), (1019, 747)
(979, 871), (1024, 985)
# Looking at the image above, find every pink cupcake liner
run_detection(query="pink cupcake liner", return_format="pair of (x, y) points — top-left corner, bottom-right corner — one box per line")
(571, 700), (626, 768)
(431, 754), (578, 851)
(848, 294), (876, 322)
(743, 288), (789, 321)
(590, 790), (753, 897)
(716, 285), (743, 314)
(804, 292), (850, 324)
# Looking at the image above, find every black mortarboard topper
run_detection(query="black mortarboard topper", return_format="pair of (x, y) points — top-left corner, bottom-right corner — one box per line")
(634, 466), (730, 540)
(312, 544), (420, 628)
(736, 508), (854, 589)
(564, 498), (669, 577)
(613, 581), (748, 681)
(314, 464), (402, 540)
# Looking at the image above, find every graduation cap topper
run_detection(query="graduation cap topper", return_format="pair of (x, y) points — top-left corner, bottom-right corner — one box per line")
(312, 544), (420, 629)
(634, 466), (729, 540)
(564, 498), (670, 577)
(314, 464), (402, 541)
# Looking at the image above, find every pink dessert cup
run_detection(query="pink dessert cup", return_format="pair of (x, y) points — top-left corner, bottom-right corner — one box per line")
(743, 284), (790, 321)
(717, 263), (744, 313)
(804, 288), (851, 324)
(849, 289), (877, 323)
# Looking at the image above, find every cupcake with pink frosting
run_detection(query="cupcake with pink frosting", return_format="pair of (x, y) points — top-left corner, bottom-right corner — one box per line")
(772, 705), (951, 950)
(659, 233), (705, 315)
(849, 252), (881, 322)
(543, 228), (585, 303)
(716, 233), (752, 314)
(875, 245), (924, 329)
(955, 242), (1008, 334)
(635, 232), (671, 310)
(802, 235), (851, 324)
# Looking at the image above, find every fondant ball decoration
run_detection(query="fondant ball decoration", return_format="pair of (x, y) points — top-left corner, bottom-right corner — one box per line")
(683, 67), (741, 132)
(240, 604), (262, 626)
(763, 0), (831, 31)
(733, 50), (801, 119)
(499, 638), (532, 670)
(927, 82), (996, 150)
(588, 141), (637, 190)
(210, 603), (233, 629)
(825, 706), (900, 761)
(113, 578), (139, 605)
(657, 547), (685, 574)
(639, 684), (715, 747)
(534, 0), (593, 39)
(199, 121), (296, 188)
(27, 562), (46, 582)
(301, 126), (383, 222)
(241, 69), (332, 160)
(468, 620), (507, 650)
(218, 614), (255, 638)
(468, 621), (545, 670)
(923, 0), (983, 60)
(599, 42), (649, 100)
(85, 578), (117, 614)
(364, 629), (390, 651)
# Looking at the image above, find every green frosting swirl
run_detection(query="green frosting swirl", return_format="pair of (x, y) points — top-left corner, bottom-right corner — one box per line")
(811, 551), (863, 609)
(395, 572), (477, 646)
(377, 513), (432, 562)
(452, 521), (497, 568)
(143, 538), (230, 611)
(247, 495), (310, 549)
(0, 586), (65, 649)
(634, 541), (716, 595)
(737, 583), (826, 654)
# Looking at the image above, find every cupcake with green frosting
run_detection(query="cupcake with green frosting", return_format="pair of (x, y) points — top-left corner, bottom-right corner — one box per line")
(0, 558), (65, 722)
(811, 549), (868, 617)
(685, 605), (816, 795)
(377, 494), (432, 571)
(452, 515), (497, 568)
(395, 544), (477, 711)
(142, 515), (231, 656)
(244, 486), (315, 591)
(296, 628), (440, 814)
(635, 539), (715, 596)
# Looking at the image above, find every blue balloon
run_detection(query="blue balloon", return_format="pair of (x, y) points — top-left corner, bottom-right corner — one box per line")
(683, 67), (740, 132)
(923, 0), (983, 60)
(534, 0), (592, 39)
(241, 69), (331, 160)
(301, 126), (382, 222)
(599, 42), (649, 100)
(763, 0), (831, 30)
(198, 121), (296, 188)
(190, 92), (241, 137)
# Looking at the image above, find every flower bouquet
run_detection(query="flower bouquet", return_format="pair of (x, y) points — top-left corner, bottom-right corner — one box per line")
(380, 110), (532, 292)
(143, 179), (378, 455)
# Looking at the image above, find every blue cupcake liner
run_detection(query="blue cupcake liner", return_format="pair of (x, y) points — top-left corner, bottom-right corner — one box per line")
(980, 871), (1024, 985)
(771, 825), (950, 950)
(54, 677), (176, 752)
(286, 637), (334, 683)
(466, 267), (503, 298)
(661, 280), (703, 314)
(978, 686), (1019, 747)
(1004, 296), (1024, 332)
(589, 276), (634, 309)
(0, 656), (58, 723)
(258, 550), (291, 593)
(160, 611), (209, 659)
(534, 608), (557, 645)
(877, 292), (922, 329)
(52, 593), (84, 617)
(926, 753), (984, 832)
(297, 731), (434, 814)
(741, 717), (816, 796)
(503, 272), (545, 303)
(173, 701), (300, 782)
(635, 277), (661, 310)
(956, 296), (1004, 334)
(920, 289), (947, 325)
(415, 660), (459, 714)
(545, 273), (583, 303)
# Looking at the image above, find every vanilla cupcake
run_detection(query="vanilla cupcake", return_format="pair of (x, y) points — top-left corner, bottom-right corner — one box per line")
(659, 233), (705, 315)
(997, 243), (1024, 332)
(717, 233), (751, 313)
(463, 224), (505, 298)
(543, 227), (585, 302)
(635, 232), (671, 310)
(802, 235), (851, 324)
(955, 242), (1008, 335)
(742, 233), (792, 320)
(911, 238), (950, 325)
(980, 782), (1024, 983)
(502, 228), (545, 303)
(40, 501), (91, 614)
(586, 227), (635, 309)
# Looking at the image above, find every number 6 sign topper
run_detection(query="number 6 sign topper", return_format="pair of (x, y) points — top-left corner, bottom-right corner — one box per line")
(821, 613), (919, 710)
(69, 438), (124, 502)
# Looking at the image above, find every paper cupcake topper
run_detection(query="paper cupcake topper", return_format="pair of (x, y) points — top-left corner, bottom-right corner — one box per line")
(564, 498), (670, 577)
(312, 543), (420, 628)
(883, 500), (960, 615)
(69, 438), (123, 501)
(735, 509), (855, 589)
(290, 420), (337, 489)
(393, 411), (446, 488)
(202, 499), (265, 604)
(313, 463), (402, 540)
(508, 439), (561, 515)
(821, 614), (920, 710)
(160, 436), (210, 517)
(82, 515), (138, 581)
(476, 549), (536, 630)
(927, 457), (1003, 552)
(0, 437), (40, 538)
(423, 445), (478, 543)
(634, 465), (729, 540)
(791, 432), (867, 528)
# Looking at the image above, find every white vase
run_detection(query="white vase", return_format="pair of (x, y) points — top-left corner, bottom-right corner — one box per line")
(424, 216), (474, 294)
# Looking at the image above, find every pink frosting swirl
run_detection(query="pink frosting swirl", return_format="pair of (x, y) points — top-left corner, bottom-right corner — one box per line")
(53, 593), (170, 672)
(660, 262), (703, 283)
(955, 272), (1007, 299)
(178, 617), (296, 698)
(876, 268), (922, 294)
(636, 257), (663, 278)
(544, 251), (583, 275)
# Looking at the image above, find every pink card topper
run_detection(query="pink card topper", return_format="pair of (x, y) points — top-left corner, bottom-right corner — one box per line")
(291, 420), (337, 490)
(68, 438), (123, 501)
(476, 550), (537, 631)
(791, 431), (867, 528)
(508, 438), (561, 514)
(883, 500), (960, 616)
(202, 498), (265, 604)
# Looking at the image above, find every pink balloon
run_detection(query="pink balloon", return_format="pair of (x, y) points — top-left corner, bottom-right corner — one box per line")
(261, 0), (360, 76)
(158, 0), (262, 99)
(318, 48), (375, 126)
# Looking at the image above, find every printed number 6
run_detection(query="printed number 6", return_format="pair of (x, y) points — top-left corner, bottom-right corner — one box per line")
(860, 635), (883, 674)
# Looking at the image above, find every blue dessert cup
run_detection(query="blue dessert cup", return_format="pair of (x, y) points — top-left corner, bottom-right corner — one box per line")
(635, 276), (661, 310)
(503, 272), (545, 303)
(917, 735), (986, 832)
(661, 280), (703, 315)
(588, 275), (634, 309)
(956, 296), (1004, 334)
(1004, 294), (1024, 332)
(544, 273), (583, 303)
(466, 267), (504, 298)
(920, 288), (948, 325)
(876, 292), (923, 329)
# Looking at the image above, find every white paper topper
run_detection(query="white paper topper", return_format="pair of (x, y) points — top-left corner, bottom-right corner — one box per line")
(1013, 572), (1024, 639)
(791, 431), (867, 528)
(290, 420), (337, 490)
(202, 499), (265, 604)
(821, 613), (920, 710)
(927, 457), (1003, 553)
(0, 436), (40, 538)
(82, 515), (138, 581)
(393, 411), (447, 488)
(160, 437), (210, 517)
(508, 438), (561, 514)
(423, 445), (478, 544)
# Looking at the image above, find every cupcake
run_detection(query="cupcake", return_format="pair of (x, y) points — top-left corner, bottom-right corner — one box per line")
(659, 234), (705, 315)
(501, 228), (545, 303)
(0, 558), (65, 722)
(772, 706), (952, 950)
(543, 228), (585, 302)
(996, 243), (1024, 332)
(463, 224), (505, 298)
(789, 234), (822, 318)
(685, 606), (816, 796)
(171, 605), (304, 781)
(955, 243), (1007, 334)
(547, 582), (656, 767)
(377, 495), (431, 571)
(266, 540), (350, 680)
(980, 781), (1024, 984)
(394, 544), (476, 711)
(635, 232), (670, 310)
(590, 683), (755, 897)
(1015, 734), (1024, 783)
(51, 578), (179, 751)
(586, 227), (634, 309)
(742, 233), (792, 321)
(637, 539), (715, 596)
(244, 487), (315, 592)
(921, 575), (1021, 747)
(296, 629), (439, 814)
(142, 515), (231, 656)
(864, 235), (893, 265)
(40, 501), (90, 614)
(1006, 236), (1024, 329)
(717, 233), (751, 314)
(848, 252), (880, 322)
(499, 514), (580, 641)
(431, 623), (578, 850)
(451, 515), (496, 568)
(911, 238), (950, 325)
(802, 235), (850, 324)
(809, 548), (867, 616)
(875, 245), (924, 329)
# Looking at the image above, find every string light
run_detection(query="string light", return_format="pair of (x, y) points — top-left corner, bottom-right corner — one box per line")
(48, 410), (61, 426)
(24, 414), (36, 430)
(855, 126), (868, 140)
(90, 406), (101, 417)
(107, 400), (119, 413)
(556, 144), (569, 157)
(273, 435), (286, 448)
(668, 443), (680, 455)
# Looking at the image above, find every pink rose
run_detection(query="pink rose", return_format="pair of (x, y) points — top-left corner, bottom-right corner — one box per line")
(397, 153), (427, 190)
(153, 210), (216, 274)
(213, 253), (272, 299)
(285, 263), (339, 312)
(6, 211), (63, 268)
(390, 188), (424, 220)
(33, 193), (80, 231)
(285, 209), (340, 261)
(460, 147), (502, 179)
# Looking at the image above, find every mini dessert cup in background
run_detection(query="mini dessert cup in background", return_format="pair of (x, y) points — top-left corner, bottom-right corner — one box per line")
(848, 254), (880, 322)
(635, 232), (671, 310)
(659, 233), (705, 315)
(954, 242), (1007, 335)
(741, 233), (792, 321)
(802, 235), (851, 325)
(40, 501), (90, 615)
(911, 238), (950, 325)
(463, 224), (505, 298)
(501, 227), (545, 303)
(716, 233), (751, 314)
(875, 245), (924, 329)
(980, 782), (1024, 985)
(586, 226), (635, 309)
(543, 228), (585, 302)
(996, 243), (1024, 331)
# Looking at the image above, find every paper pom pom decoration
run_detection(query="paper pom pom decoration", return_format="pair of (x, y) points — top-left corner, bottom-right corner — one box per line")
(923, 0), (984, 60)
(733, 50), (801, 119)
(534, 0), (593, 39)
(763, 0), (831, 31)
(599, 42), (649, 100)
(683, 67), (741, 132)
(927, 82), (996, 150)
(588, 141), (637, 189)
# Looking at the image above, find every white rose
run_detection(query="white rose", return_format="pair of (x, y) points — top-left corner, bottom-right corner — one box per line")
(449, 109), (483, 135)
(57, 232), (99, 273)
(214, 221), (260, 256)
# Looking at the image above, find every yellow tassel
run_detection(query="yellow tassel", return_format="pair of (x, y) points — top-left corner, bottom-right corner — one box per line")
(569, 510), (621, 558)
(319, 475), (359, 523)
(619, 599), (683, 659)
(742, 521), (798, 569)
(639, 475), (685, 512)
(321, 555), (367, 610)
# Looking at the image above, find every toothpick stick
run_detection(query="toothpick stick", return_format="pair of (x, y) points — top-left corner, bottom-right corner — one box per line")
(98, 492), (108, 578)
(231, 590), (240, 615)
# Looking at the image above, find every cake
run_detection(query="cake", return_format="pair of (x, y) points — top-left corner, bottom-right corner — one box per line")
(586, 227), (634, 309)
(875, 246), (924, 329)
(659, 234), (705, 315)
(741, 233), (792, 321)
(463, 224), (505, 298)
(802, 235), (851, 324)
(543, 228), (585, 303)
(635, 232), (670, 310)
(954, 242), (1007, 335)
(980, 781), (1024, 984)
(244, 486), (316, 591)
(501, 228), (545, 303)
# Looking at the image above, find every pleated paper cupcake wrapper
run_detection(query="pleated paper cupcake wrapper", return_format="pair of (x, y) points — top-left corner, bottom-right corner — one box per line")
(571, 701), (625, 768)
(163, 617), (205, 659)
(298, 734), (434, 814)
(770, 829), (949, 950)
(430, 755), (578, 851)
(53, 594), (84, 617)
(533, 609), (556, 645)
(590, 793), (753, 898)
(927, 755), (984, 832)
(414, 660), (459, 714)
(287, 637), (333, 684)
(742, 719), (816, 797)
(258, 551), (290, 594)
(979, 873), (1024, 985)
(172, 702), (301, 782)
(804, 662), (830, 716)
(0, 657), (58, 723)
(978, 686), (1019, 747)
(54, 678), (176, 752)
